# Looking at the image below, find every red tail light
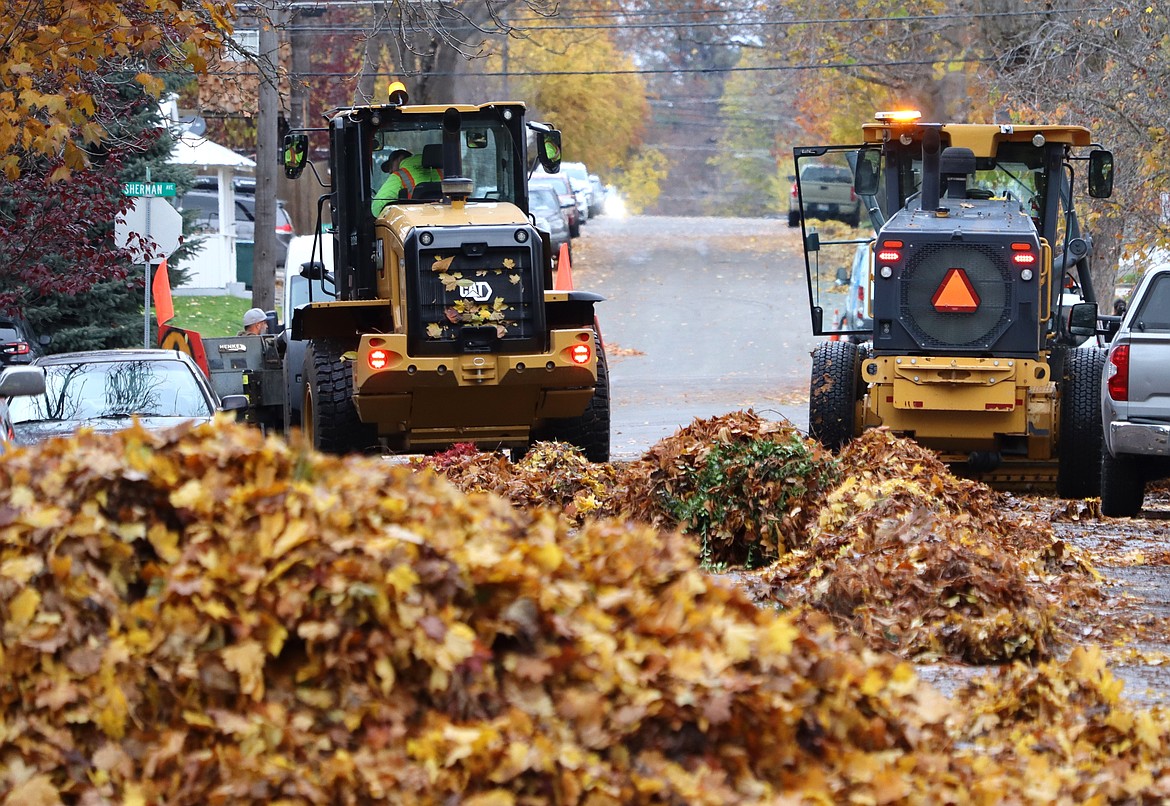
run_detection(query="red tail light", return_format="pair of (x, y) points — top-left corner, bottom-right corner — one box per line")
(367, 348), (399, 370)
(850, 187), (857, 202)
(1, 341), (30, 356)
(1107, 344), (1129, 401)
(567, 343), (591, 365)
(877, 241), (902, 263)
(790, 182), (798, 198)
(275, 223), (294, 234)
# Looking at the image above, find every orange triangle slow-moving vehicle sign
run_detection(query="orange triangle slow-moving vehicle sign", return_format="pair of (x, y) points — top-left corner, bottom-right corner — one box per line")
(931, 268), (980, 312)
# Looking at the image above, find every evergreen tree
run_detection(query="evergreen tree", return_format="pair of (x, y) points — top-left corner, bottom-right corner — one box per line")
(20, 73), (200, 352)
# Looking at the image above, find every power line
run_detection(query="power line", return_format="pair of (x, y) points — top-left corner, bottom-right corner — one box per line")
(244, 55), (995, 79)
(275, 5), (1109, 33)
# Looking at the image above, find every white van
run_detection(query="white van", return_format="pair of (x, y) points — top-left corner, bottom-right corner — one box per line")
(282, 234), (335, 320)
(280, 233), (335, 432)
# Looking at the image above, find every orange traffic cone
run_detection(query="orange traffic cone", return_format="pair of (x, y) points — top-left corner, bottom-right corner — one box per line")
(554, 242), (574, 290)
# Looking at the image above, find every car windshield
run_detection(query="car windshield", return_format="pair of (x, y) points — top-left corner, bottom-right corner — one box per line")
(372, 118), (517, 203)
(8, 359), (213, 423)
(530, 188), (560, 215)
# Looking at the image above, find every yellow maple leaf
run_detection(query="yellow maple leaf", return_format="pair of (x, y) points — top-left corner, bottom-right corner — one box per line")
(223, 641), (267, 700)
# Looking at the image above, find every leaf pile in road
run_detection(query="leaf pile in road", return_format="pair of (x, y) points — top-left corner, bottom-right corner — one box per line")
(953, 645), (1170, 801)
(761, 428), (1101, 663)
(414, 441), (622, 525)
(616, 411), (839, 567)
(0, 421), (948, 803)
(426, 412), (839, 568)
(4, 421), (1170, 802)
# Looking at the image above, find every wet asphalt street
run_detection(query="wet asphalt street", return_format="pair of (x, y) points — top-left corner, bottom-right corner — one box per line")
(570, 214), (819, 459)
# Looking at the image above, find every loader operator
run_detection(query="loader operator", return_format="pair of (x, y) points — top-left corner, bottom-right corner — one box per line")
(372, 147), (442, 215)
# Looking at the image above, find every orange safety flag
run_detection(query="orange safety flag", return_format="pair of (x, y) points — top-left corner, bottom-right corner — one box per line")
(931, 268), (980, 312)
(152, 258), (175, 326)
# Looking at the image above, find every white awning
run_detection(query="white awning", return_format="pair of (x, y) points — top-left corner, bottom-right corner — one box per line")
(169, 134), (256, 171)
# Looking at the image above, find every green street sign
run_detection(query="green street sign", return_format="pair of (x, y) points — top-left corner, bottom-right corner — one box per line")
(122, 181), (177, 197)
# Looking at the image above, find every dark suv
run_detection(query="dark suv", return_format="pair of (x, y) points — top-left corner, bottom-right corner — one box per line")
(180, 179), (295, 266)
(0, 316), (48, 366)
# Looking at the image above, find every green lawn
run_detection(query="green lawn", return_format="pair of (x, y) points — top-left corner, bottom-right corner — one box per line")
(170, 296), (254, 338)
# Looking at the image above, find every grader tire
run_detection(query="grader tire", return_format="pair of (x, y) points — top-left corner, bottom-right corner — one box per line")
(809, 340), (860, 451)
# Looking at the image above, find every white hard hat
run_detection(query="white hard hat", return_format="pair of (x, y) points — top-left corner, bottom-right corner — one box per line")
(243, 308), (267, 327)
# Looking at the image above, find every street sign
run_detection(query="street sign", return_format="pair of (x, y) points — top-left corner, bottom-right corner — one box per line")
(115, 197), (183, 262)
(122, 181), (177, 197)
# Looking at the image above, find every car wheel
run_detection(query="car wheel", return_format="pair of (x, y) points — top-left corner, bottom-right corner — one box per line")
(788, 210), (800, 228)
(808, 340), (860, 451)
(535, 333), (610, 462)
(303, 339), (377, 455)
(1056, 346), (1106, 498)
(844, 205), (862, 228)
(1100, 450), (1145, 517)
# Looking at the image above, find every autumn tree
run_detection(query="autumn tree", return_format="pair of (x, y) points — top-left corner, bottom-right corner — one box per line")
(980, 1), (1170, 299)
(0, 0), (236, 317)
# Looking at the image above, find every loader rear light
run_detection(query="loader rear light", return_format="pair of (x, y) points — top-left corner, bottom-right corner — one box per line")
(1106, 344), (1130, 401)
(367, 349), (399, 370)
(566, 343), (591, 365)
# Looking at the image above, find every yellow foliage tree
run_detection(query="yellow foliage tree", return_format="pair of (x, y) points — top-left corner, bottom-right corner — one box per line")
(495, 23), (649, 180)
(0, 0), (237, 178)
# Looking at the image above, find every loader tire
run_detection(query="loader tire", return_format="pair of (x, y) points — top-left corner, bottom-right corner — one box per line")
(303, 339), (377, 455)
(809, 339), (860, 451)
(1056, 346), (1106, 499)
(537, 334), (610, 463)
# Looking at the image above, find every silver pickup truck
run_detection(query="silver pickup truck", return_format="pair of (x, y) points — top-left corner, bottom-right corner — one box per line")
(789, 163), (863, 228)
(1100, 263), (1170, 516)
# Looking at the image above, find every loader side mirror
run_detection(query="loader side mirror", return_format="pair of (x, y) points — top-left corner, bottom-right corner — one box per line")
(1087, 150), (1114, 198)
(300, 260), (328, 281)
(853, 147), (881, 196)
(282, 134), (309, 179)
(1068, 301), (1099, 337)
(536, 129), (562, 174)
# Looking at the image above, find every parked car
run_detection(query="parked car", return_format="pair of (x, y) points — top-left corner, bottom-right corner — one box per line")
(833, 242), (873, 340)
(8, 349), (247, 446)
(568, 176), (591, 224)
(561, 161), (595, 213)
(789, 163), (862, 228)
(0, 315), (49, 366)
(1099, 263), (1170, 516)
(0, 365), (45, 451)
(530, 173), (580, 238)
(588, 174), (606, 217)
(529, 186), (570, 265)
(179, 188), (295, 266)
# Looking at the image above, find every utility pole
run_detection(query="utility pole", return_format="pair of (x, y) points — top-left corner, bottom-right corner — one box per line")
(252, 2), (281, 313)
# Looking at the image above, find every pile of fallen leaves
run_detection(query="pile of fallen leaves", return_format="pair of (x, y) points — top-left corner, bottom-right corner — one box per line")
(426, 412), (838, 568)
(618, 411), (839, 567)
(761, 429), (1101, 663)
(413, 441), (623, 525)
(0, 421), (944, 803)
(3, 421), (1170, 802)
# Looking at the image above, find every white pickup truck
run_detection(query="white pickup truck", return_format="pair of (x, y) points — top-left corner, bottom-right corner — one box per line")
(789, 163), (863, 228)
(1100, 263), (1170, 516)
